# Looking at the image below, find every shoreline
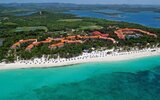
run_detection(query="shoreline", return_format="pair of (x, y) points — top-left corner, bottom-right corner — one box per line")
(0, 48), (160, 70)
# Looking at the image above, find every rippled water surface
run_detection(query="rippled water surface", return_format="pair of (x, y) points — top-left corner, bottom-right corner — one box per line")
(0, 56), (160, 100)
(67, 9), (160, 28)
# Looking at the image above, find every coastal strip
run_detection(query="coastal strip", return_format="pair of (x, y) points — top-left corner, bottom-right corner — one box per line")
(0, 48), (160, 70)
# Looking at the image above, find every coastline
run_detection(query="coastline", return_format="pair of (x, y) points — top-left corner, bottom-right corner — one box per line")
(0, 48), (160, 70)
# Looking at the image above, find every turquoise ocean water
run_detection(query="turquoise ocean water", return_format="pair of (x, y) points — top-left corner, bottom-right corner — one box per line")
(0, 56), (160, 100)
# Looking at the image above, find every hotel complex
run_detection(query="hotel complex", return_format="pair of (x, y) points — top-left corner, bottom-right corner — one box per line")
(11, 28), (157, 51)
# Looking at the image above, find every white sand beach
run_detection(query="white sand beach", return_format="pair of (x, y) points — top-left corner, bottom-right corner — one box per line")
(0, 48), (160, 70)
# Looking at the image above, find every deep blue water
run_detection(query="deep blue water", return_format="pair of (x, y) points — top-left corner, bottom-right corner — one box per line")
(67, 9), (160, 28)
(0, 56), (160, 100)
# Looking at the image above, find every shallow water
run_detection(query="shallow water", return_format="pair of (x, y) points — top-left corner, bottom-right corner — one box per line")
(68, 9), (160, 28)
(0, 56), (160, 100)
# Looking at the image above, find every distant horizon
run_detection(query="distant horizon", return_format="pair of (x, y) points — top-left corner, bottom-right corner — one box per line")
(0, 2), (160, 6)
(0, 0), (160, 5)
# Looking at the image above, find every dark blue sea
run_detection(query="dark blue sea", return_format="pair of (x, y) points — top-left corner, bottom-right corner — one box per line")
(67, 9), (160, 28)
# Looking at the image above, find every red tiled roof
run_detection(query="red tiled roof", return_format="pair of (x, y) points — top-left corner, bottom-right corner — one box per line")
(92, 31), (109, 37)
(114, 28), (157, 39)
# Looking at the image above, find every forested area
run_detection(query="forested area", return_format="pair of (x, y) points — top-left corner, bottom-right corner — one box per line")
(0, 6), (160, 62)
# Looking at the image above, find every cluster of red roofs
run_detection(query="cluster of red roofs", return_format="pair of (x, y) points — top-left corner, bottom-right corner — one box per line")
(114, 28), (157, 39)
(11, 28), (157, 51)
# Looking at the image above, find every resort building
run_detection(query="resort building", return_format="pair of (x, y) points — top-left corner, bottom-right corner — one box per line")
(11, 39), (37, 49)
(114, 28), (157, 40)
(92, 31), (109, 37)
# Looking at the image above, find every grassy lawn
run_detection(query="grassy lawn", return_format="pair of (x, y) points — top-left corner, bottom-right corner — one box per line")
(58, 19), (83, 22)
(14, 26), (48, 32)
(78, 25), (103, 30)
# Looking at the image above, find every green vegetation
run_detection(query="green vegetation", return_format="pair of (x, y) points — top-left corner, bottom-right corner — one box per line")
(0, 5), (160, 63)
(14, 26), (48, 32)
(78, 25), (103, 30)
(58, 19), (83, 22)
